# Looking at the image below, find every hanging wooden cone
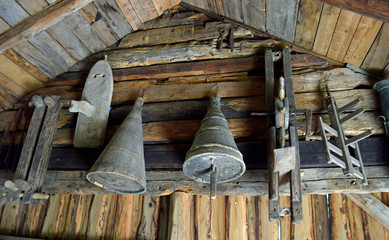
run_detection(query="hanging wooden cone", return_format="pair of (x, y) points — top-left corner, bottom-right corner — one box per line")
(183, 96), (246, 194)
(86, 96), (146, 194)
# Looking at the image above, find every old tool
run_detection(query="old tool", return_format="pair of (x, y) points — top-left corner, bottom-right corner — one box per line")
(183, 95), (245, 199)
(265, 48), (303, 224)
(87, 91), (146, 194)
(318, 86), (371, 185)
(3, 95), (62, 205)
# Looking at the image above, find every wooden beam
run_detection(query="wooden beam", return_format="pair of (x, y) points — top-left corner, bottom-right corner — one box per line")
(345, 193), (389, 229)
(0, 166), (388, 196)
(0, 0), (94, 54)
(316, 0), (389, 23)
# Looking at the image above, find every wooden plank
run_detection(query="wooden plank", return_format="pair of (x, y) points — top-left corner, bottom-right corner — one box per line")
(63, 12), (107, 53)
(139, 11), (212, 30)
(16, 0), (48, 15)
(139, 0), (159, 20)
(167, 192), (193, 239)
(226, 196), (248, 239)
(294, 0), (323, 50)
(266, 0), (299, 42)
(317, 0), (389, 22)
(194, 195), (211, 240)
(311, 195), (330, 239)
(292, 195), (314, 239)
(210, 196), (226, 239)
(345, 193), (389, 229)
(13, 41), (63, 78)
(78, 3), (119, 46)
(137, 196), (160, 239)
(70, 39), (273, 71)
(241, 0), (265, 31)
(0, 55), (43, 91)
(0, 18), (10, 33)
(115, 0), (142, 30)
(0, 72), (29, 99)
(361, 23), (389, 75)
(114, 195), (143, 239)
(92, 0), (133, 39)
(326, 10), (362, 62)
(222, 0), (243, 22)
(41, 194), (71, 239)
(257, 196), (278, 239)
(129, 0), (150, 23)
(0, 86), (19, 109)
(0, 0), (30, 26)
(0, 0), (94, 54)
(118, 22), (253, 48)
(344, 17), (383, 67)
(157, 196), (170, 239)
(20, 202), (48, 237)
(46, 22), (91, 61)
(312, 4), (341, 56)
(86, 195), (117, 239)
(3, 49), (50, 82)
(29, 31), (77, 71)
(62, 195), (91, 239)
(151, 0), (172, 16)
(0, 202), (25, 235)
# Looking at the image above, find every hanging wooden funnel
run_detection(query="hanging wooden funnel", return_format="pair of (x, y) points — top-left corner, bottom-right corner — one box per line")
(183, 96), (245, 197)
(86, 97), (146, 194)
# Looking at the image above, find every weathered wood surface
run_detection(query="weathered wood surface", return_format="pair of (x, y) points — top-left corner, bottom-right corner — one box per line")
(0, 166), (388, 196)
(317, 0), (389, 22)
(49, 54), (328, 86)
(265, 0), (299, 42)
(70, 39), (274, 71)
(345, 193), (389, 229)
(0, 0), (94, 54)
(118, 22), (253, 48)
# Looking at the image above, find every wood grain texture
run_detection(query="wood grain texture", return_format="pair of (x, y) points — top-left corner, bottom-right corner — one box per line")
(241, 0), (265, 31)
(94, 0), (133, 39)
(361, 23), (389, 75)
(16, 0), (48, 15)
(326, 10), (362, 62)
(61, 195), (91, 239)
(294, 0), (323, 50)
(266, 0), (299, 42)
(344, 16), (383, 67)
(168, 192), (193, 240)
(151, 0), (172, 15)
(222, 0), (243, 22)
(46, 22), (91, 61)
(116, 0), (142, 30)
(137, 196), (160, 239)
(129, 0), (150, 22)
(311, 195), (330, 239)
(0, 72), (29, 99)
(312, 4), (341, 56)
(226, 196), (248, 240)
(0, 0), (30, 26)
(0, 0), (94, 54)
(317, 0), (389, 22)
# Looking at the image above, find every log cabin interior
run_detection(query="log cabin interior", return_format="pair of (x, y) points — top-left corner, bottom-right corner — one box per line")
(0, 0), (388, 239)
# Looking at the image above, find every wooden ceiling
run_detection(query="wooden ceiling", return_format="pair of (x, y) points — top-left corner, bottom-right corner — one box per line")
(0, 0), (387, 111)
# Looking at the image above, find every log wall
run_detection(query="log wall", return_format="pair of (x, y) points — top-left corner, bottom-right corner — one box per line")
(0, 193), (388, 239)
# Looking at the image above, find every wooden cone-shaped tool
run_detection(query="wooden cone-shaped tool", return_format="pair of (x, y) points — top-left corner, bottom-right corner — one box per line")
(183, 96), (245, 196)
(86, 97), (146, 194)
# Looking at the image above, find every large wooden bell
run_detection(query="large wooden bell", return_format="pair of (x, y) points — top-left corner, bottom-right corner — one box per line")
(183, 96), (245, 197)
(86, 97), (146, 194)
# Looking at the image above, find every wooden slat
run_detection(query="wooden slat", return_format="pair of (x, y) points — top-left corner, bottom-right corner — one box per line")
(0, 18), (10, 33)
(0, 202), (25, 235)
(326, 10), (362, 62)
(344, 16), (383, 67)
(0, 55), (43, 91)
(221, 0), (243, 22)
(0, 0), (30, 26)
(294, 0), (323, 50)
(317, 0), (389, 22)
(86, 195), (117, 239)
(16, 0), (48, 15)
(118, 22), (253, 48)
(257, 196), (278, 239)
(62, 195), (91, 239)
(129, 0), (150, 22)
(12, 41), (63, 78)
(114, 195), (143, 239)
(292, 195), (314, 239)
(20, 202), (48, 238)
(41, 194), (71, 239)
(194, 195), (211, 239)
(137, 196), (160, 239)
(0, 0), (94, 54)
(168, 192), (193, 240)
(3, 49), (50, 82)
(115, 0), (142, 30)
(210, 196), (226, 239)
(63, 12), (107, 53)
(70, 39), (273, 71)
(266, 0), (299, 42)
(139, 11), (211, 30)
(345, 193), (389, 229)
(226, 196), (248, 240)
(93, 0), (133, 39)
(311, 195), (331, 239)
(46, 22), (91, 61)
(78, 3), (119, 46)
(361, 23), (389, 75)
(241, 0), (265, 31)
(312, 4), (341, 56)
(29, 31), (77, 71)
(0, 73), (29, 99)
(139, 0), (159, 20)
(151, 0), (172, 15)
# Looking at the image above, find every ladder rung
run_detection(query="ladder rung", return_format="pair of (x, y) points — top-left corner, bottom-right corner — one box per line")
(340, 108), (365, 124)
(337, 99), (361, 114)
(350, 156), (361, 167)
(320, 120), (338, 137)
(329, 154), (346, 168)
(345, 130), (372, 146)
(327, 142), (343, 156)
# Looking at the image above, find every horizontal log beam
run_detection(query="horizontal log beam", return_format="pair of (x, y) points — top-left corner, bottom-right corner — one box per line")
(0, 0), (94, 54)
(0, 166), (388, 196)
(317, 0), (389, 23)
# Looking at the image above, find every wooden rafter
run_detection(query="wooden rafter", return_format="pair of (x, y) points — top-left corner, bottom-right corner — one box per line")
(0, 0), (94, 54)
